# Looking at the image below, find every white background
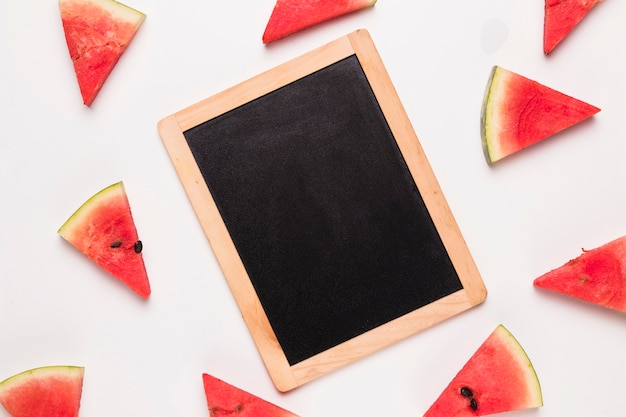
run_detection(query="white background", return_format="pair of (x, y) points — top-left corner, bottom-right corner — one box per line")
(1, 1), (626, 416)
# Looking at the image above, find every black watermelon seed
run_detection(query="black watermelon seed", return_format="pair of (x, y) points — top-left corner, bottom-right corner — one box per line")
(460, 387), (473, 398)
(110, 240), (123, 248)
(470, 398), (478, 411)
(134, 240), (143, 253)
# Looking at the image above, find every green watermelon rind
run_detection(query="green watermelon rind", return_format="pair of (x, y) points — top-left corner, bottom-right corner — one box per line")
(0, 366), (84, 388)
(58, 181), (125, 237)
(480, 65), (506, 165)
(60, 0), (146, 23)
(494, 324), (543, 407)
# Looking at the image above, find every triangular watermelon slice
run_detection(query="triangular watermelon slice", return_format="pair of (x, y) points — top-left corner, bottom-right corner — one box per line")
(481, 65), (600, 164)
(202, 373), (299, 416)
(534, 235), (626, 312)
(60, 0), (145, 106)
(544, 0), (602, 54)
(0, 366), (84, 417)
(423, 325), (542, 417)
(58, 181), (151, 298)
(262, 0), (377, 44)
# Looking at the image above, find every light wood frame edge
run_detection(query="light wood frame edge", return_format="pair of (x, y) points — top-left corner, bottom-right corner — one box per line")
(157, 29), (487, 392)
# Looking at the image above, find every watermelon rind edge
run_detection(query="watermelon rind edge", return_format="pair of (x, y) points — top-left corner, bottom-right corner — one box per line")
(60, 0), (146, 25)
(100, 0), (146, 21)
(480, 65), (499, 165)
(496, 324), (543, 407)
(58, 181), (124, 236)
(0, 365), (84, 389)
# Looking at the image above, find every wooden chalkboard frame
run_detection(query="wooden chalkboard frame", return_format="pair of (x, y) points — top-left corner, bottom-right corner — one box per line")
(158, 29), (486, 392)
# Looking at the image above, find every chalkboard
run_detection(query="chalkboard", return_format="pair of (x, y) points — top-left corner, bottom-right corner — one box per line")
(158, 30), (486, 392)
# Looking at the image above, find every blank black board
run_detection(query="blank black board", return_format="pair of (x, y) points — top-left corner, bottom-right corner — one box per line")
(158, 30), (486, 391)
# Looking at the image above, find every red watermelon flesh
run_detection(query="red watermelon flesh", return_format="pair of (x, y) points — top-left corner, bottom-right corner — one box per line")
(423, 325), (542, 417)
(481, 65), (600, 164)
(544, 0), (601, 54)
(534, 235), (626, 312)
(60, 0), (145, 106)
(262, 0), (377, 44)
(58, 181), (151, 298)
(202, 374), (299, 416)
(0, 366), (84, 417)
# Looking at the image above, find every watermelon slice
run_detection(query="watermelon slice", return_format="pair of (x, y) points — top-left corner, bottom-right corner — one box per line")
(58, 181), (151, 298)
(60, 0), (145, 106)
(544, 0), (602, 54)
(262, 0), (377, 44)
(534, 235), (626, 312)
(481, 65), (600, 164)
(0, 366), (84, 417)
(423, 324), (542, 417)
(202, 374), (299, 416)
